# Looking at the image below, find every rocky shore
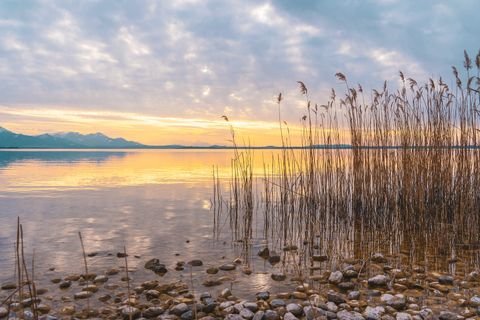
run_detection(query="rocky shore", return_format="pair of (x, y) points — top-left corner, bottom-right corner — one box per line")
(1, 252), (480, 320)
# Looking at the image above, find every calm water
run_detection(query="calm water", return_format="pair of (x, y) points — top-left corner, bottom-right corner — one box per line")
(0, 149), (288, 298)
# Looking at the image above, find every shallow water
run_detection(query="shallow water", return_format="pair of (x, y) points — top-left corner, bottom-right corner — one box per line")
(0, 149), (291, 298)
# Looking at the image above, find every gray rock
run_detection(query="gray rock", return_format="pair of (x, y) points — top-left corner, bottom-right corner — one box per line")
(144, 258), (167, 274)
(0, 307), (7, 318)
(284, 312), (299, 320)
(74, 291), (92, 299)
(329, 271), (343, 284)
(253, 311), (264, 320)
(271, 273), (286, 281)
(438, 275), (454, 285)
(439, 311), (457, 320)
(121, 306), (141, 320)
(286, 303), (303, 317)
(338, 282), (355, 291)
(181, 310), (194, 320)
(386, 296), (406, 311)
(219, 264), (236, 271)
(326, 301), (338, 313)
(143, 306), (164, 318)
(337, 310), (365, 320)
(188, 259), (203, 266)
(348, 291), (360, 300)
(93, 275), (108, 283)
(240, 308), (255, 320)
(327, 291), (346, 304)
(59, 280), (72, 289)
(470, 295), (480, 307)
(304, 306), (326, 320)
(264, 310), (280, 320)
(256, 291), (270, 300)
(371, 253), (387, 263)
(170, 303), (189, 316)
(244, 302), (258, 312)
(368, 275), (389, 288)
(225, 315), (243, 320)
(220, 288), (232, 298)
(396, 313), (412, 320)
(270, 299), (285, 308)
(203, 299), (217, 313)
(145, 289), (160, 300)
(363, 306), (385, 320)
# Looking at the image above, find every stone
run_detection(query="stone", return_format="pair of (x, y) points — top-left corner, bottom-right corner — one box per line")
(470, 295), (480, 307)
(327, 291), (346, 304)
(253, 311), (264, 320)
(268, 255), (281, 265)
(271, 273), (286, 281)
(244, 302), (258, 312)
(371, 253), (387, 263)
(203, 279), (222, 287)
(337, 310), (365, 320)
(0, 307), (8, 318)
(348, 291), (360, 300)
(286, 303), (303, 317)
(292, 291), (307, 299)
(240, 308), (255, 320)
(188, 259), (203, 267)
(264, 310), (280, 320)
(396, 313), (412, 320)
(304, 306), (326, 320)
(106, 268), (119, 275)
(326, 301), (338, 313)
(312, 255), (328, 262)
(206, 267), (219, 274)
(219, 264), (236, 271)
(363, 306), (385, 320)
(284, 312), (300, 320)
(270, 299), (285, 308)
(37, 304), (51, 314)
(145, 289), (160, 300)
(170, 303), (189, 316)
(438, 275), (454, 285)
(258, 247), (270, 258)
(74, 291), (92, 299)
(338, 282), (355, 291)
(386, 296), (406, 310)
(144, 258), (167, 274)
(93, 275), (108, 283)
(220, 288), (232, 298)
(256, 291), (270, 300)
(141, 280), (159, 290)
(181, 310), (194, 320)
(59, 280), (72, 289)
(121, 306), (141, 320)
(439, 311), (458, 320)
(1, 283), (16, 290)
(368, 275), (389, 288)
(328, 270), (343, 284)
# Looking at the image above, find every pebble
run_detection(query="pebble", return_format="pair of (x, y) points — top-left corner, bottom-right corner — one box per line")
(337, 310), (365, 320)
(363, 306), (385, 320)
(327, 291), (346, 304)
(203, 279), (222, 287)
(396, 312), (412, 320)
(348, 291), (360, 300)
(1, 283), (16, 290)
(206, 267), (219, 274)
(368, 275), (389, 288)
(170, 303), (189, 316)
(264, 310), (280, 320)
(240, 308), (255, 319)
(283, 312), (300, 320)
(188, 259), (203, 266)
(120, 305), (140, 320)
(244, 302), (258, 312)
(470, 295), (480, 307)
(0, 307), (8, 318)
(219, 263), (236, 271)
(93, 275), (108, 283)
(371, 253), (387, 263)
(268, 255), (281, 265)
(256, 291), (270, 300)
(271, 273), (286, 281)
(439, 311), (458, 320)
(286, 303), (303, 316)
(270, 299), (285, 308)
(438, 275), (454, 285)
(253, 311), (265, 320)
(74, 291), (92, 299)
(329, 270), (343, 284)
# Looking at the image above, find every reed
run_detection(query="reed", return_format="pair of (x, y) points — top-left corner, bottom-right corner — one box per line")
(214, 51), (480, 274)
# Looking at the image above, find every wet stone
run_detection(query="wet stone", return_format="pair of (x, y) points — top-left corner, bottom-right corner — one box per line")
(264, 310), (280, 320)
(1, 283), (16, 290)
(337, 310), (365, 320)
(271, 273), (286, 281)
(470, 295), (480, 307)
(286, 303), (303, 317)
(74, 291), (92, 299)
(304, 306), (326, 320)
(258, 248), (270, 258)
(348, 291), (360, 300)
(253, 311), (265, 320)
(170, 303), (189, 316)
(270, 299), (285, 308)
(363, 306), (385, 320)
(284, 312), (300, 320)
(219, 263), (236, 271)
(338, 282), (355, 291)
(244, 302), (258, 312)
(188, 259), (203, 267)
(439, 311), (458, 320)
(203, 279), (222, 287)
(371, 253), (387, 263)
(0, 307), (8, 318)
(206, 267), (219, 274)
(93, 275), (108, 283)
(121, 306), (141, 320)
(240, 308), (255, 320)
(396, 313), (412, 320)
(268, 255), (281, 265)
(225, 315), (243, 320)
(438, 275), (454, 285)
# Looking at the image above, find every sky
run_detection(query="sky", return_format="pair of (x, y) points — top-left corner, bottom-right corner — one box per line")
(0, 0), (478, 146)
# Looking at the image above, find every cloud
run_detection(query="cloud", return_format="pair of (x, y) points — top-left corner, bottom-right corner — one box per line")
(0, 0), (478, 143)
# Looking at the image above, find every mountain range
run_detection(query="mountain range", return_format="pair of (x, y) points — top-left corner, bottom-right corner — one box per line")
(0, 127), (144, 148)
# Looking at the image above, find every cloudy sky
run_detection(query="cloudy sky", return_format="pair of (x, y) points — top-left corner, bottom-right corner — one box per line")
(0, 0), (478, 145)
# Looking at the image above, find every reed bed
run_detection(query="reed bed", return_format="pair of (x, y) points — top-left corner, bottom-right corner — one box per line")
(214, 51), (480, 274)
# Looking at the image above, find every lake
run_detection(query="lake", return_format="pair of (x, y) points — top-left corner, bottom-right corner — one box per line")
(0, 149), (293, 299)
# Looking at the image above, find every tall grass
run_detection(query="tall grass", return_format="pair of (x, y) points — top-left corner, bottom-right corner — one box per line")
(214, 51), (480, 273)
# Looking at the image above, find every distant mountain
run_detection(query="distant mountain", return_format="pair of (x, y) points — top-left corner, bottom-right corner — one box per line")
(52, 132), (144, 148)
(0, 127), (145, 148)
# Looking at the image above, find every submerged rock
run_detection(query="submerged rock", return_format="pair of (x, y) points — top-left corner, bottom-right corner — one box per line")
(271, 273), (286, 281)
